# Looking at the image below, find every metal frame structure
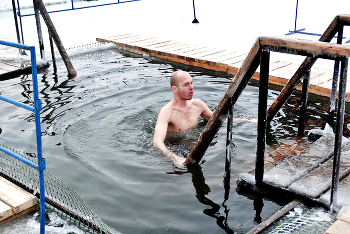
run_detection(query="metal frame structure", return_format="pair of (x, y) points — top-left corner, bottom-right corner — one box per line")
(14, 0), (140, 45)
(0, 40), (46, 234)
(185, 15), (350, 213)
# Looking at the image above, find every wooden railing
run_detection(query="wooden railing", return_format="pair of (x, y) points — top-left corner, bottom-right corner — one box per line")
(185, 18), (350, 210)
(267, 15), (350, 124)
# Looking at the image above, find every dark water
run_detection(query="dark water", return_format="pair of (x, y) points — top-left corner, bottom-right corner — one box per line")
(0, 47), (348, 233)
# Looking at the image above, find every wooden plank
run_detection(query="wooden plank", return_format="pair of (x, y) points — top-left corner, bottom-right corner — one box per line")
(146, 41), (179, 50)
(208, 52), (247, 63)
(310, 67), (331, 79)
(0, 177), (37, 214)
(269, 61), (293, 71)
(176, 45), (208, 54)
(110, 35), (147, 44)
(320, 174), (350, 208)
(125, 37), (158, 46)
(106, 33), (134, 40)
(326, 220), (350, 234)
(0, 201), (12, 222)
(97, 33), (134, 43)
(198, 50), (235, 61)
(192, 49), (227, 60)
(171, 45), (206, 54)
(263, 134), (337, 188)
(0, 203), (38, 226)
(310, 71), (333, 86)
(269, 64), (301, 79)
(340, 208), (350, 224)
(222, 54), (247, 65)
(247, 199), (302, 234)
(288, 143), (350, 198)
(310, 71), (333, 84)
(340, 14), (350, 25)
(260, 36), (350, 58)
(131, 39), (172, 48)
(179, 48), (217, 58)
(0, 62), (19, 72)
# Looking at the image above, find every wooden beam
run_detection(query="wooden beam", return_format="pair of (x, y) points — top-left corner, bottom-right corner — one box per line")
(33, 0), (76, 77)
(186, 39), (261, 165)
(259, 37), (350, 59)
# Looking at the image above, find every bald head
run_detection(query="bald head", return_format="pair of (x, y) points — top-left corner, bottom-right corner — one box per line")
(170, 71), (189, 87)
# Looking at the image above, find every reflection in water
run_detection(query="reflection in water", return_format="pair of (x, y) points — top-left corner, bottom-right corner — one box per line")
(22, 73), (77, 136)
(189, 165), (235, 233)
(253, 196), (264, 224)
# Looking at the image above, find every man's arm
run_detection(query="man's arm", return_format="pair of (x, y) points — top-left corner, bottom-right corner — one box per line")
(153, 108), (186, 168)
(198, 100), (213, 121)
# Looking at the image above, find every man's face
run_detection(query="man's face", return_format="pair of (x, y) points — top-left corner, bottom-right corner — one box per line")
(176, 73), (194, 100)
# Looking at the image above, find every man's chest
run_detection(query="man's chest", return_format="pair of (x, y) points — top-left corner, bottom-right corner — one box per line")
(168, 108), (200, 131)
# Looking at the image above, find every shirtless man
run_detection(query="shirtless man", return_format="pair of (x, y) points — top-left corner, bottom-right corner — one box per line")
(153, 71), (213, 168)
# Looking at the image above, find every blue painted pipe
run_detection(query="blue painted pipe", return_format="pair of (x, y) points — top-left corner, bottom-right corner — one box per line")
(0, 146), (39, 169)
(20, 0), (140, 17)
(0, 40), (46, 234)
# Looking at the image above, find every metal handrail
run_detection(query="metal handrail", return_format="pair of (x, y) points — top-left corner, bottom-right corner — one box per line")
(18, 0), (140, 17)
(0, 40), (46, 234)
(267, 15), (350, 123)
(185, 35), (350, 213)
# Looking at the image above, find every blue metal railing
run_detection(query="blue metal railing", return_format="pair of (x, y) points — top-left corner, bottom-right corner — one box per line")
(14, 0), (140, 46)
(18, 0), (141, 17)
(0, 40), (46, 234)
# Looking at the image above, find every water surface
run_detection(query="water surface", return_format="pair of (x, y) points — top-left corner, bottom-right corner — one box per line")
(0, 47), (347, 233)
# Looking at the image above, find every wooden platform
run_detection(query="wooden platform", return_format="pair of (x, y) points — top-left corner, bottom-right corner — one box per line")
(0, 176), (38, 225)
(0, 60), (31, 80)
(96, 33), (350, 101)
(0, 58), (50, 81)
(236, 134), (350, 209)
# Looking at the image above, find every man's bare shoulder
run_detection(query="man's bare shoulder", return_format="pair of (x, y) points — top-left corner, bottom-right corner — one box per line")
(158, 101), (174, 119)
(191, 99), (207, 107)
(160, 101), (174, 112)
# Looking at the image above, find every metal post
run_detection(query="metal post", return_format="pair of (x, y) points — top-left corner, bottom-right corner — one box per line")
(33, 0), (46, 60)
(33, 0), (77, 77)
(30, 46), (46, 234)
(49, 32), (57, 74)
(224, 98), (233, 181)
(294, 0), (299, 32)
(16, 0), (26, 54)
(298, 69), (310, 135)
(329, 24), (344, 128)
(192, 0), (199, 23)
(255, 50), (270, 185)
(330, 57), (348, 213)
(11, 0), (22, 54)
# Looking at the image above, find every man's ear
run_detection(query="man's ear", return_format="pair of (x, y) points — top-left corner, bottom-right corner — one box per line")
(172, 86), (178, 93)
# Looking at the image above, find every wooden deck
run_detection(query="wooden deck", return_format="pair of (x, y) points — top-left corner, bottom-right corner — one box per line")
(0, 176), (38, 225)
(0, 59), (50, 81)
(96, 33), (350, 101)
(0, 60), (31, 80)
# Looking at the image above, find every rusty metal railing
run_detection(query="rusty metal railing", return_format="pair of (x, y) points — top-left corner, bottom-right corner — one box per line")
(185, 24), (350, 212)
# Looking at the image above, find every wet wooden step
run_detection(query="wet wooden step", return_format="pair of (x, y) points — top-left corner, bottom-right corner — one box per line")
(288, 142), (350, 198)
(263, 134), (338, 188)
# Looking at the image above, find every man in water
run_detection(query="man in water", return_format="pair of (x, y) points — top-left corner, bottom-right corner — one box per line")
(153, 71), (213, 168)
